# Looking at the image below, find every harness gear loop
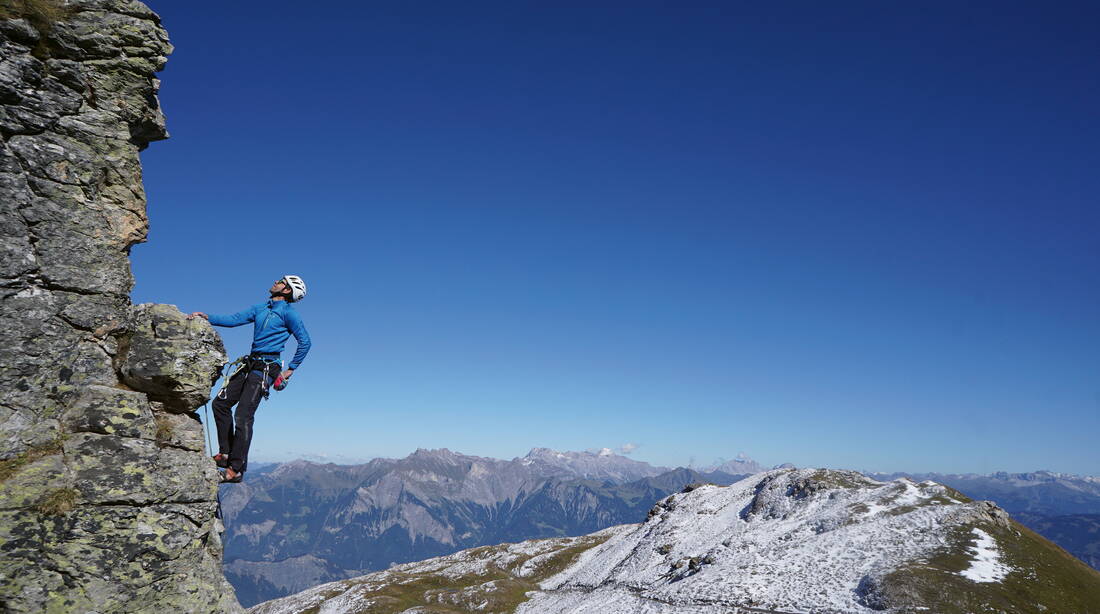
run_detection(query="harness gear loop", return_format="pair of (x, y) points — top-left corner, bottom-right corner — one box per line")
(216, 356), (250, 400)
(219, 354), (282, 404)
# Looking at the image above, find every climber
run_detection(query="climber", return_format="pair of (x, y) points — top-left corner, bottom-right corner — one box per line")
(188, 275), (311, 483)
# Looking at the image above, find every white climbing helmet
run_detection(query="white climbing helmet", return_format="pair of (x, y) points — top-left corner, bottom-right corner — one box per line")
(282, 275), (307, 302)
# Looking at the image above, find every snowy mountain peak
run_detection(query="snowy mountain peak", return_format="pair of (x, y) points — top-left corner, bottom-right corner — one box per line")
(520, 447), (669, 481)
(704, 452), (766, 475)
(523, 447), (615, 460)
(524, 447), (568, 460)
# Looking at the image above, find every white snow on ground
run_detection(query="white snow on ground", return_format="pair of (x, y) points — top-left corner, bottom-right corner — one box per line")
(519, 469), (979, 614)
(862, 478), (926, 516)
(247, 531), (625, 614)
(959, 527), (1011, 583)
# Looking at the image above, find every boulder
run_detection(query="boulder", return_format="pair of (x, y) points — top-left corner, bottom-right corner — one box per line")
(120, 303), (226, 412)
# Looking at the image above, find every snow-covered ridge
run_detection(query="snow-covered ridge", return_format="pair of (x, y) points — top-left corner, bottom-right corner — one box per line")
(248, 530), (627, 614)
(520, 468), (1009, 613)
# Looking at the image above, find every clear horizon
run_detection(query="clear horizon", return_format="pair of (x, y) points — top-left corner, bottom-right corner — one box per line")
(246, 446), (1097, 479)
(138, 1), (1099, 476)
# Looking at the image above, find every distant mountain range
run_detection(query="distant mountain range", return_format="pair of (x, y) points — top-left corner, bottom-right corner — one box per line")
(221, 449), (1100, 607)
(702, 452), (768, 475)
(521, 447), (670, 481)
(220, 448), (749, 606)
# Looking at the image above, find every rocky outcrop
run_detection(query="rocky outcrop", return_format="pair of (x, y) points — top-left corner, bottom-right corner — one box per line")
(121, 303), (228, 412)
(0, 2), (243, 612)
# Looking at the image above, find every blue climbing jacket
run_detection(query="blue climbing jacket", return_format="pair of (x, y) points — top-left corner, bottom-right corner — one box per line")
(208, 300), (312, 369)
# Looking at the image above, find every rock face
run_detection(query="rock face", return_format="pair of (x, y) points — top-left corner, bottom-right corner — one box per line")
(0, 2), (243, 612)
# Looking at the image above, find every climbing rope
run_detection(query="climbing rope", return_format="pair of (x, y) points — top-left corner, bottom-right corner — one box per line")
(202, 399), (225, 520)
(202, 401), (214, 458)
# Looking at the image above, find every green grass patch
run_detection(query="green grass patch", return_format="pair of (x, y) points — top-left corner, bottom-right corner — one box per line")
(940, 485), (973, 503)
(154, 416), (173, 444)
(0, 0), (72, 59)
(0, 0), (66, 22)
(318, 535), (611, 613)
(886, 493), (966, 517)
(35, 486), (78, 516)
(0, 437), (64, 483)
(807, 470), (873, 491)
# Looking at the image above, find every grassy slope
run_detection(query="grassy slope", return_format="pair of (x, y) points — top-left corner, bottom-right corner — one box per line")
(883, 518), (1100, 613)
(292, 535), (610, 614)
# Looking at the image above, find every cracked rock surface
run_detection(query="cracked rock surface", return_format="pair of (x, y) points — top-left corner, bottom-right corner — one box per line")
(0, 2), (243, 612)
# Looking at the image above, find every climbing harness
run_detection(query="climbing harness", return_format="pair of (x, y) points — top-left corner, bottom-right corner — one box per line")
(215, 354), (281, 401)
(215, 356), (249, 400)
(251, 357), (281, 401)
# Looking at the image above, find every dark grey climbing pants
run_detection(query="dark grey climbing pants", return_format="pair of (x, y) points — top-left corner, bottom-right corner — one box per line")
(212, 362), (277, 474)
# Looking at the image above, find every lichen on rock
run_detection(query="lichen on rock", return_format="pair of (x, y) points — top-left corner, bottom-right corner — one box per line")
(0, 2), (243, 612)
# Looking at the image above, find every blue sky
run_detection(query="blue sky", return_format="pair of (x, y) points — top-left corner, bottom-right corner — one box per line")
(134, 1), (1099, 474)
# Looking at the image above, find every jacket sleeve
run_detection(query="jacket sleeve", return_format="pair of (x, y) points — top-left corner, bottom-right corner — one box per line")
(286, 311), (312, 370)
(207, 304), (257, 328)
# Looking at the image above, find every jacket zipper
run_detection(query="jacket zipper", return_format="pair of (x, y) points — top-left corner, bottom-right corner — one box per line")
(259, 304), (277, 338)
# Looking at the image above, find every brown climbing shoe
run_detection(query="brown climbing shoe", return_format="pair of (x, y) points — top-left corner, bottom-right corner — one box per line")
(220, 468), (243, 483)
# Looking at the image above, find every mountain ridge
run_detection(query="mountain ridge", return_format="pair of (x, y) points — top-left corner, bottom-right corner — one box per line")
(220, 447), (753, 605)
(249, 469), (1100, 614)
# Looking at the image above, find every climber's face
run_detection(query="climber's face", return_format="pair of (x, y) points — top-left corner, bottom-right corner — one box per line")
(269, 279), (290, 299)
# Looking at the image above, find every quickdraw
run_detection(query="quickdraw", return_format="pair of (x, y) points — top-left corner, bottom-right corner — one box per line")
(215, 356), (248, 400)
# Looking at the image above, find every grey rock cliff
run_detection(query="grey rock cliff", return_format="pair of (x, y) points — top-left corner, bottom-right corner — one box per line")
(0, 1), (243, 612)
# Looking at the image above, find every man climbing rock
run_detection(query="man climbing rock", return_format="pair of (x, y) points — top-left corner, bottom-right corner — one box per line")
(188, 276), (312, 483)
